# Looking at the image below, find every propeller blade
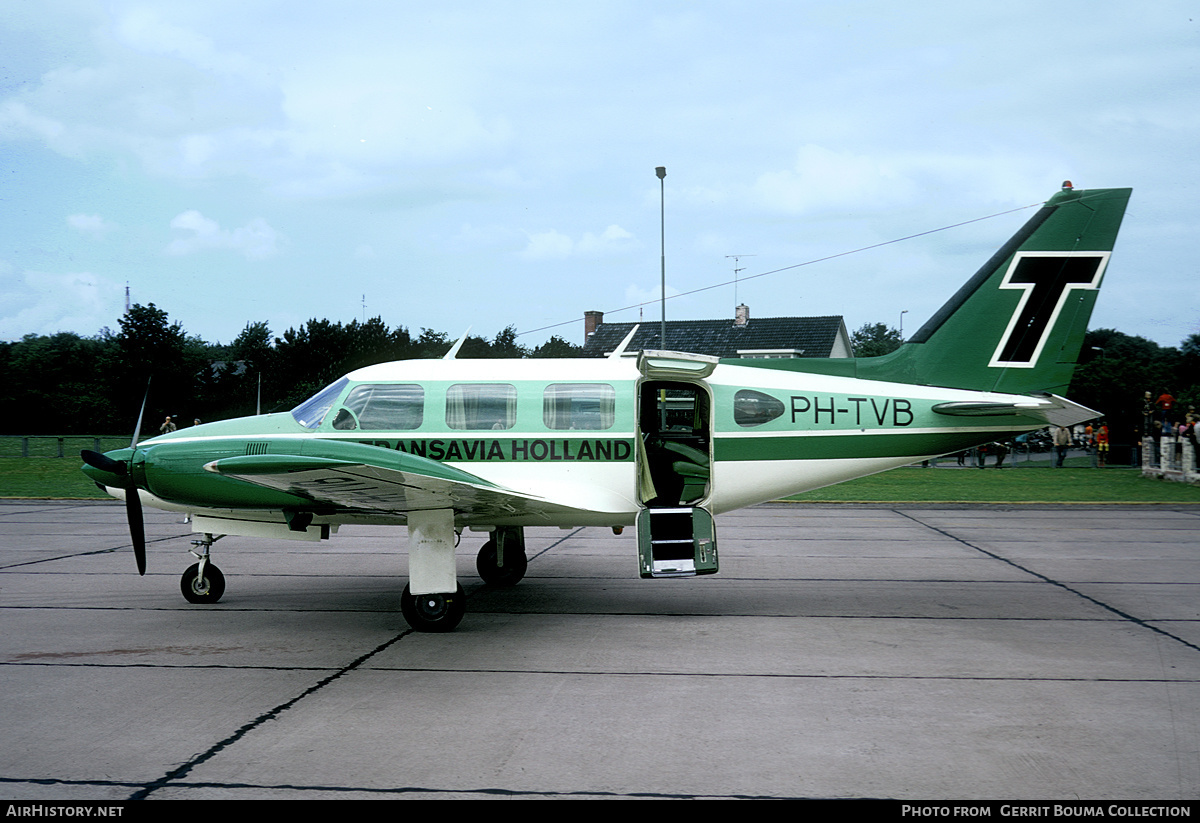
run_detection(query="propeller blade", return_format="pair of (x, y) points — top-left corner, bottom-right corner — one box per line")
(125, 376), (151, 574)
(125, 480), (146, 575)
(80, 449), (127, 477)
(131, 376), (151, 448)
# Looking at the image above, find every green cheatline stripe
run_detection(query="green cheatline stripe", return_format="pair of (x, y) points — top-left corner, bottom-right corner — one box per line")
(714, 430), (1020, 461)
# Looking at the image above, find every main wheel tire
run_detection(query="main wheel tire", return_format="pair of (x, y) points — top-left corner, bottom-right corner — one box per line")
(181, 562), (225, 604)
(476, 538), (528, 586)
(401, 584), (466, 632)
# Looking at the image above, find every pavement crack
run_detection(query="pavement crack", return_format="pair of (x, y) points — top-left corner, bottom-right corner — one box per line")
(0, 534), (191, 570)
(895, 509), (1200, 655)
(130, 631), (410, 800)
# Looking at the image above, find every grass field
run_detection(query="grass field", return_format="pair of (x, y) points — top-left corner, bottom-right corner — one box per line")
(783, 465), (1200, 503)
(2, 453), (1198, 504)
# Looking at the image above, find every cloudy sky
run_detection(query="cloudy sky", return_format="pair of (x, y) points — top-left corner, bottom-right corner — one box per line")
(2, 1), (1197, 352)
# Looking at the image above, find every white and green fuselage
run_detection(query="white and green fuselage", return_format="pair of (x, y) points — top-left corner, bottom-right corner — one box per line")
(87, 348), (1094, 531)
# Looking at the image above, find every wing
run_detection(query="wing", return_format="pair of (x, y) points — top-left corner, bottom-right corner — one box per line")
(203, 439), (616, 522)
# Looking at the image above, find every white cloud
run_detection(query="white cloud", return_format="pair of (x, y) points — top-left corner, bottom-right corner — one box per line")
(0, 99), (65, 144)
(166, 210), (281, 260)
(0, 263), (124, 340)
(578, 225), (635, 254)
(520, 224), (637, 261)
(624, 282), (681, 310)
(752, 144), (1062, 218)
(67, 213), (116, 238)
(520, 230), (574, 261)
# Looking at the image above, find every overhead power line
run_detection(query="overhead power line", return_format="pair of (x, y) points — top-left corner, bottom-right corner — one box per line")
(517, 200), (1044, 339)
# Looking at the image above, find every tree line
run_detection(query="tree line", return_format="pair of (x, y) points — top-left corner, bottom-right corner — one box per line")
(0, 304), (579, 435)
(0, 308), (1192, 443)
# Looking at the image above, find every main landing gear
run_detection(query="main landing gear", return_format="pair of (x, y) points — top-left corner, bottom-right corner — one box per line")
(181, 533), (225, 604)
(400, 584), (466, 632)
(399, 524), (529, 633)
(475, 526), (528, 587)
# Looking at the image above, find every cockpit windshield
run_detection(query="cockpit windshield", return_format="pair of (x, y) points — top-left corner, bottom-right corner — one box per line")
(290, 377), (349, 429)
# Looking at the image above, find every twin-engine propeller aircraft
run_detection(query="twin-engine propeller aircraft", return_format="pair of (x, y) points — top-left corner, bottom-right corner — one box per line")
(83, 183), (1131, 632)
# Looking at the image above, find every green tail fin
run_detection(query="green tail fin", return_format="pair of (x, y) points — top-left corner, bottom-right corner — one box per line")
(742, 185), (1133, 394)
(894, 184), (1131, 394)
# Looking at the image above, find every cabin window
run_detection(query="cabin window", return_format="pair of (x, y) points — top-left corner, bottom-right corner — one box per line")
(332, 384), (424, 431)
(446, 383), (517, 430)
(543, 383), (616, 430)
(291, 377), (349, 429)
(733, 389), (785, 427)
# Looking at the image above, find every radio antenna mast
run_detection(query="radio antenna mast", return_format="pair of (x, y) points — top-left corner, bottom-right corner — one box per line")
(725, 254), (756, 307)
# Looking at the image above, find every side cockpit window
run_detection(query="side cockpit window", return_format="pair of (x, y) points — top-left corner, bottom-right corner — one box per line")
(333, 384), (424, 431)
(291, 378), (349, 429)
(733, 389), (785, 427)
(544, 383), (615, 430)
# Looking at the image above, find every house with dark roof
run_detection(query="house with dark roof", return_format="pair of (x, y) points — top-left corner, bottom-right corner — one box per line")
(580, 305), (852, 359)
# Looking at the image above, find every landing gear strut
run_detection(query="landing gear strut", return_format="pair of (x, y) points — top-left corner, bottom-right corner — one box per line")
(181, 533), (225, 604)
(476, 526), (527, 586)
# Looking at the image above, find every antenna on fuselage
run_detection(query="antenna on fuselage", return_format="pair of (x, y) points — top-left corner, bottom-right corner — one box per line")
(608, 324), (640, 359)
(443, 327), (471, 360)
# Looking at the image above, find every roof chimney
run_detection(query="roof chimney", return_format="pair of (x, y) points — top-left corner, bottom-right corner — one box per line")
(584, 310), (603, 341)
(734, 304), (749, 327)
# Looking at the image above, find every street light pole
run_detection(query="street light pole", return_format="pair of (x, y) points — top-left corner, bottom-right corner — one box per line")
(656, 166), (666, 351)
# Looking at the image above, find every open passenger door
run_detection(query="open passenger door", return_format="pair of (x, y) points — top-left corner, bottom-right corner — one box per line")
(635, 351), (720, 578)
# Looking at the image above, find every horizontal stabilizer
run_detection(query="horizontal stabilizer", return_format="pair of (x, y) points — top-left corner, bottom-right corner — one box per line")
(933, 394), (1098, 428)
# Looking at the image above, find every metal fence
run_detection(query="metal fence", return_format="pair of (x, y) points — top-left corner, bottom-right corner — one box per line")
(0, 436), (129, 458)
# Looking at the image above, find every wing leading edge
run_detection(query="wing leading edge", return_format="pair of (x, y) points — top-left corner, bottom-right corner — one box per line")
(203, 439), (622, 523)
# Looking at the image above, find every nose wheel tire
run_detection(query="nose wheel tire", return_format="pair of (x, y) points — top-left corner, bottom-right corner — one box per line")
(181, 562), (225, 604)
(401, 584), (466, 632)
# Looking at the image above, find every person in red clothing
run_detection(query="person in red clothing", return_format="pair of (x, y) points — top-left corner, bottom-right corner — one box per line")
(1096, 421), (1109, 467)
(1158, 391), (1176, 425)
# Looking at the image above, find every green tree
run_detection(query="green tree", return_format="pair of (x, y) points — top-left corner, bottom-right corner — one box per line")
(115, 304), (201, 432)
(489, 325), (528, 359)
(530, 335), (583, 358)
(1069, 328), (1181, 444)
(2, 332), (115, 433)
(850, 323), (903, 357)
(192, 321), (274, 421)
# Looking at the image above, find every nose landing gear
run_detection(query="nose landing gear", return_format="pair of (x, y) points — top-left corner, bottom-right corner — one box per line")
(181, 533), (225, 604)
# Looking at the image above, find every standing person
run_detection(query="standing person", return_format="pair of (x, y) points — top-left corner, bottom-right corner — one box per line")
(1096, 421), (1109, 467)
(1054, 426), (1071, 468)
(1157, 390), (1176, 426)
(159, 416), (176, 434)
(1142, 391), (1155, 437)
(992, 440), (1008, 469)
(1187, 412), (1199, 471)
